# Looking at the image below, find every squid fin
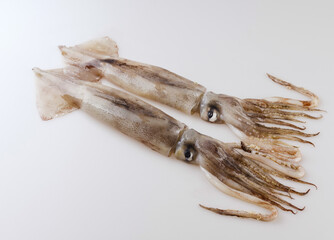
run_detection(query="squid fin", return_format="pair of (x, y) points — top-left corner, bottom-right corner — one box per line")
(59, 37), (119, 65)
(33, 66), (101, 121)
(33, 68), (77, 121)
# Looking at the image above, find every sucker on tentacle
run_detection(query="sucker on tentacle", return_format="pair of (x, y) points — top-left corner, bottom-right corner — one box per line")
(58, 37), (322, 165)
(33, 66), (314, 221)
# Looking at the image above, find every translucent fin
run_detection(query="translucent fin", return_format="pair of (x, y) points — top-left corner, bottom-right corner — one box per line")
(59, 37), (119, 65)
(33, 68), (78, 121)
(33, 66), (102, 121)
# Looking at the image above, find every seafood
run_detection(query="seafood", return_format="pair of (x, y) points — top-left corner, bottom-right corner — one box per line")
(33, 66), (314, 221)
(59, 37), (322, 164)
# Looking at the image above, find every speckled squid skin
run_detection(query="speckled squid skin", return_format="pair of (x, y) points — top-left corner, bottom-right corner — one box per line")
(34, 68), (187, 156)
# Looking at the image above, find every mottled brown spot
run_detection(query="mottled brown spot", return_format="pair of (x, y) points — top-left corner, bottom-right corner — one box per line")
(85, 64), (96, 70)
(240, 141), (252, 153)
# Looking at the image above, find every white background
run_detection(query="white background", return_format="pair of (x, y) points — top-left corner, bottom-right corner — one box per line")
(0, 0), (333, 239)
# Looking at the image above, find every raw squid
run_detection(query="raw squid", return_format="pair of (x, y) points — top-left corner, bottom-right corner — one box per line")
(33, 66), (314, 221)
(59, 37), (322, 164)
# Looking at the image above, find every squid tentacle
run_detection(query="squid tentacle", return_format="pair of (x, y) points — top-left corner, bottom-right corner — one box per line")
(195, 136), (307, 217)
(235, 133), (303, 163)
(215, 146), (307, 196)
(281, 176), (318, 190)
(271, 135), (315, 146)
(242, 73), (321, 112)
(209, 154), (289, 197)
(243, 98), (322, 112)
(257, 109), (323, 120)
(264, 73), (319, 109)
(200, 167), (278, 221)
(254, 123), (319, 138)
(241, 143), (302, 168)
(235, 147), (305, 179)
(246, 112), (307, 123)
(252, 117), (306, 130)
(248, 159), (317, 189)
(273, 190), (293, 199)
(235, 155), (309, 196)
(229, 171), (305, 212)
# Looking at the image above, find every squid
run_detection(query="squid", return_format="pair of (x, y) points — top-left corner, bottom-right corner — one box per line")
(33, 66), (314, 221)
(58, 37), (322, 164)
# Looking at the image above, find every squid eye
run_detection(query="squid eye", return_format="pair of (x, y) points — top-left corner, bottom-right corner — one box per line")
(184, 149), (193, 162)
(207, 107), (218, 122)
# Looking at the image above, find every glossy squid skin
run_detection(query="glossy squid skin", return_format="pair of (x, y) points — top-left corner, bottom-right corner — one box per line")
(34, 67), (313, 221)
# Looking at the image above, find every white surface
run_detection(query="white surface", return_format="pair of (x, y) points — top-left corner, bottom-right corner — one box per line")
(0, 0), (333, 239)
